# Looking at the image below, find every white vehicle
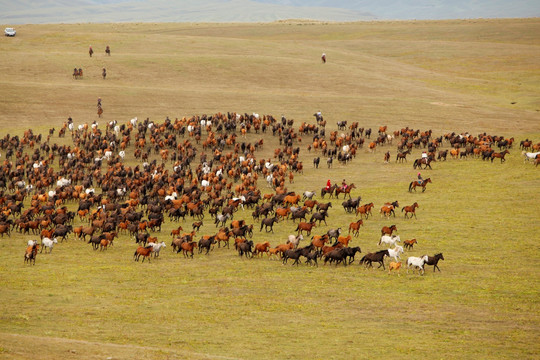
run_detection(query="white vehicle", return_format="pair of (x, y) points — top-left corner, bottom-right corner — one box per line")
(4, 28), (16, 37)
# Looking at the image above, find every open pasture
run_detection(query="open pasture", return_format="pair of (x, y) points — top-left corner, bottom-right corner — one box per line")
(0, 19), (539, 359)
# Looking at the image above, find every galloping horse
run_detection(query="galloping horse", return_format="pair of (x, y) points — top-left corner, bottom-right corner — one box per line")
(402, 202), (419, 218)
(359, 250), (389, 270)
(334, 183), (356, 199)
(89, 46), (93, 57)
(97, 105), (103, 118)
(408, 178), (432, 192)
(491, 150), (509, 163)
(102, 68), (107, 80)
(425, 253), (445, 272)
(105, 45), (111, 56)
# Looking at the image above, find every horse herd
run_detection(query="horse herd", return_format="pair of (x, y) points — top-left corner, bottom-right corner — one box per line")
(1, 111), (534, 276)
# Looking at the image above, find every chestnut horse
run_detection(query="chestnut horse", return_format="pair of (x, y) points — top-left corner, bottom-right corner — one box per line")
(348, 219), (364, 237)
(491, 150), (509, 163)
(334, 183), (356, 199)
(381, 225), (397, 236)
(402, 202), (419, 219)
(409, 178), (431, 192)
(134, 245), (153, 262)
(356, 202), (374, 219)
(403, 238), (418, 250)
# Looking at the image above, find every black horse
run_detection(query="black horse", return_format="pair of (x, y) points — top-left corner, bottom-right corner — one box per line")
(425, 253), (444, 272)
(359, 250), (389, 269)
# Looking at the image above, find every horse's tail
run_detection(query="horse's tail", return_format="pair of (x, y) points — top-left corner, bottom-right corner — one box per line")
(408, 182), (413, 192)
(359, 255), (366, 264)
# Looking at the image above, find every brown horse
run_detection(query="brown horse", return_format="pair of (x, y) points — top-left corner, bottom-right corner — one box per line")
(491, 150), (509, 163)
(133, 245), (153, 262)
(381, 224), (397, 236)
(396, 150), (411, 163)
(97, 105), (103, 118)
(179, 241), (197, 258)
(24, 244), (39, 265)
(295, 221), (316, 236)
(334, 183), (356, 199)
(105, 45), (110, 56)
(348, 219), (364, 237)
(402, 202), (419, 219)
(356, 202), (374, 219)
(403, 238), (418, 250)
(89, 47), (93, 57)
(102, 68), (106, 80)
(409, 178), (432, 192)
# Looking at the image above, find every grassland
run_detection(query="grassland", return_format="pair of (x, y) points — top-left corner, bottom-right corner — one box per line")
(0, 19), (539, 359)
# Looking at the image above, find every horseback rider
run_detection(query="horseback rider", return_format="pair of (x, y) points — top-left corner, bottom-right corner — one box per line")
(341, 179), (348, 191)
(417, 173), (424, 185)
(321, 53), (326, 63)
(325, 179), (331, 190)
(97, 97), (102, 107)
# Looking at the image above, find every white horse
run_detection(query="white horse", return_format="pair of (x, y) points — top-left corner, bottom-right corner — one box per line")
(523, 151), (540, 162)
(302, 191), (316, 200)
(201, 179), (210, 188)
(149, 241), (166, 258)
(378, 234), (400, 247)
(56, 178), (71, 187)
(164, 192), (177, 201)
(118, 150), (125, 160)
(27, 240), (38, 246)
(266, 174), (274, 188)
(387, 245), (404, 262)
(41, 237), (58, 253)
(407, 255), (429, 275)
(130, 117), (138, 127)
(286, 234), (304, 248)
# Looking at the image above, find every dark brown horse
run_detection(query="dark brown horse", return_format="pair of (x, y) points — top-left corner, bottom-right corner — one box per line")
(359, 250), (389, 269)
(409, 178), (431, 192)
(89, 46), (93, 57)
(102, 68), (106, 80)
(321, 184), (337, 199)
(97, 105), (103, 118)
(105, 45), (110, 56)
(425, 253), (444, 272)
(396, 150), (411, 163)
